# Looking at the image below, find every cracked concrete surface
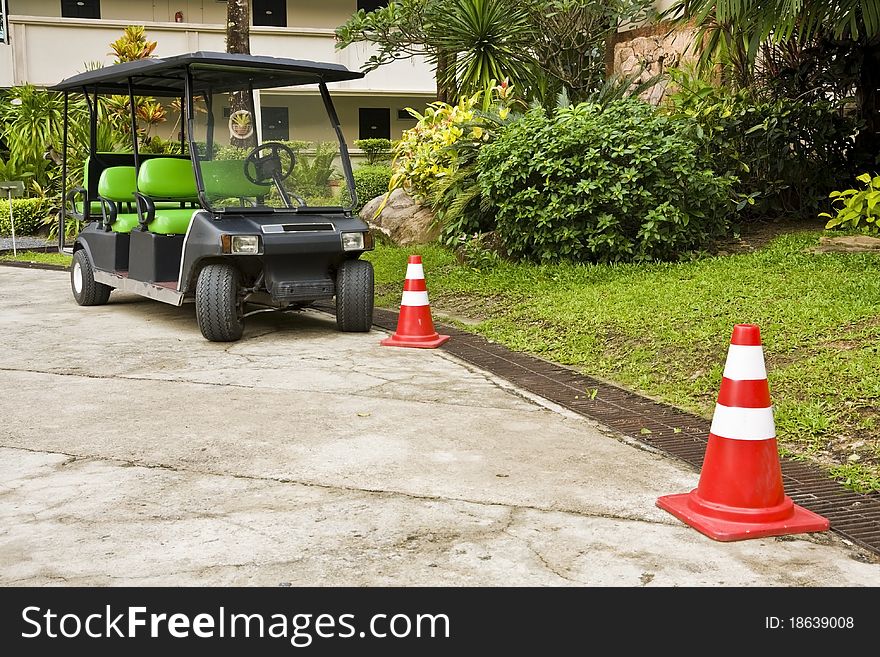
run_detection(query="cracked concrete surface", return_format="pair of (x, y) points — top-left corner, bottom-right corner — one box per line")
(1, 267), (879, 586)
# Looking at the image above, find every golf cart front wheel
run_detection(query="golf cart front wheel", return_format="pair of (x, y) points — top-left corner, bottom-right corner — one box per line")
(195, 263), (244, 342)
(71, 249), (111, 306)
(336, 259), (374, 332)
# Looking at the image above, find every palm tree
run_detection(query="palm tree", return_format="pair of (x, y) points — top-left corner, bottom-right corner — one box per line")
(335, 0), (538, 103)
(226, 0), (256, 148)
(426, 0), (538, 98)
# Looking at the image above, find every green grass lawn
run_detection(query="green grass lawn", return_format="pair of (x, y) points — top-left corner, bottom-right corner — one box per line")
(0, 250), (71, 267)
(366, 231), (880, 493)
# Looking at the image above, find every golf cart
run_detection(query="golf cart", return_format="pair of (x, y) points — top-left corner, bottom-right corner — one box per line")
(52, 52), (374, 341)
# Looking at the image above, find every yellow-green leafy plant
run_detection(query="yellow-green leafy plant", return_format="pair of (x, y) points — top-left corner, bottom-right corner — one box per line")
(387, 80), (520, 242)
(820, 173), (880, 234)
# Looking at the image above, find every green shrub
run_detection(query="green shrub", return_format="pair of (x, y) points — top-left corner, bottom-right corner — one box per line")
(0, 197), (51, 236)
(211, 140), (310, 162)
(820, 173), (880, 234)
(478, 99), (735, 263)
(354, 138), (392, 164)
(213, 144), (249, 161)
(666, 71), (857, 218)
(341, 164), (392, 210)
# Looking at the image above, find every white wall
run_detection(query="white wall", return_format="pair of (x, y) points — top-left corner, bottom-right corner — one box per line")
(6, 15), (436, 95)
(0, 42), (12, 87)
(254, 92), (427, 145)
(9, 0), (358, 28)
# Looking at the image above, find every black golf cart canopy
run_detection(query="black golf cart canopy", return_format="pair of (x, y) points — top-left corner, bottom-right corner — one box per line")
(50, 51), (364, 96)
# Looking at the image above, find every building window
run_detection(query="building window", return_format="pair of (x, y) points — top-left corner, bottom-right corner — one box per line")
(357, 1), (388, 13)
(359, 108), (390, 140)
(253, 0), (286, 28)
(261, 107), (289, 141)
(0, 0), (7, 44)
(60, 0), (101, 19)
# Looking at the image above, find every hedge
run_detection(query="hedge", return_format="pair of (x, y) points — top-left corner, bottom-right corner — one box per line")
(341, 165), (392, 211)
(0, 198), (51, 236)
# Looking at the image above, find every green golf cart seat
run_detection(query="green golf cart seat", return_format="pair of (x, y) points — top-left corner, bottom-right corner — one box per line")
(136, 158), (201, 234)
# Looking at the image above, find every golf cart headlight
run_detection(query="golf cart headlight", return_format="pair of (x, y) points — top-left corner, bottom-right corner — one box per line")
(221, 234), (261, 254)
(341, 232), (365, 251)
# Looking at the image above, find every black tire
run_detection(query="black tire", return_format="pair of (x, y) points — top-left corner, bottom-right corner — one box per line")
(71, 249), (111, 306)
(195, 263), (245, 342)
(336, 259), (374, 332)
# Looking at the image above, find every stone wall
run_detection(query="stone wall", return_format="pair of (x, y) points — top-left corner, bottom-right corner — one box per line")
(611, 22), (698, 105)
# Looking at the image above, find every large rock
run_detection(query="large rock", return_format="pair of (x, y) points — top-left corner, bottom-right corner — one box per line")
(613, 25), (698, 105)
(359, 188), (440, 245)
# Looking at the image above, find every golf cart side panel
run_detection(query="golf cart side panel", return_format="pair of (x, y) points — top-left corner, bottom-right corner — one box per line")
(75, 224), (130, 272)
(129, 231), (187, 284)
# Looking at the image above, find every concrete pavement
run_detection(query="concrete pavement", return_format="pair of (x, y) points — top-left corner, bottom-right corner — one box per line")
(1, 266), (878, 586)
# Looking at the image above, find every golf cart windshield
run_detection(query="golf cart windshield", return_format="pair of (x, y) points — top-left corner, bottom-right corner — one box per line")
(191, 85), (350, 212)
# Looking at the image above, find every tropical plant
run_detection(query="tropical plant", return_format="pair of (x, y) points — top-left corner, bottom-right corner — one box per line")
(105, 26), (174, 151)
(478, 99), (735, 263)
(0, 86), (112, 198)
(108, 25), (157, 62)
(291, 142), (340, 199)
(665, 68), (858, 217)
(0, 85), (66, 177)
(665, 0), (880, 156)
(388, 81), (521, 242)
(427, 0), (538, 97)
(0, 156), (35, 186)
(820, 173), (880, 234)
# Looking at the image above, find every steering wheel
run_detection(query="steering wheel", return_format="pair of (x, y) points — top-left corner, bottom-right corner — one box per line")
(243, 142), (296, 185)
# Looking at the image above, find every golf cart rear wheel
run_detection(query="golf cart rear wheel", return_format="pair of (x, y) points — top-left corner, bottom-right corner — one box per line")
(336, 259), (374, 332)
(71, 249), (111, 306)
(195, 263), (244, 342)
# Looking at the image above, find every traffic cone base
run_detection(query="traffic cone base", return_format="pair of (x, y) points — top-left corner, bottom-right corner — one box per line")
(381, 255), (450, 349)
(657, 491), (829, 542)
(381, 332), (450, 349)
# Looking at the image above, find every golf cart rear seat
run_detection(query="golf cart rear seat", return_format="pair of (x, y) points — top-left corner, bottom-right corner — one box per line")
(135, 158), (201, 235)
(97, 166), (139, 233)
(66, 153), (193, 223)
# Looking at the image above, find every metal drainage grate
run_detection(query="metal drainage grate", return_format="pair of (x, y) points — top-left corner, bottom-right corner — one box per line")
(360, 304), (880, 557)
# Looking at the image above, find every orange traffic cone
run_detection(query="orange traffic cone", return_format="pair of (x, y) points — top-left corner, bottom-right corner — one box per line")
(380, 255), (450, 349)
(657, 324), (829, 541)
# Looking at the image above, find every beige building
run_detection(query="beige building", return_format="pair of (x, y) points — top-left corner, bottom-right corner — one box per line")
(0, 0), (436, 156)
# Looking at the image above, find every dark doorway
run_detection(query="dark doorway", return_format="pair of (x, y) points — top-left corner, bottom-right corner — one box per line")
(253, 0), (286, 28)
(357, 0), (388, 13)
(261, 106), (289, 141)
(359, 108), (390, 140)
(60, 0), (101, 19)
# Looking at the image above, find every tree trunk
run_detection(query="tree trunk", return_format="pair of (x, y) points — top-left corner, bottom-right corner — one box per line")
(227, 0), (256, 148)
(435, 49), (457, 104)
(854, 42), (880, 163)
(226, 0), (250, 55)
